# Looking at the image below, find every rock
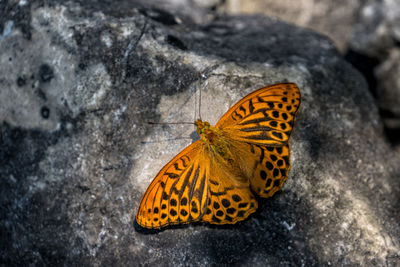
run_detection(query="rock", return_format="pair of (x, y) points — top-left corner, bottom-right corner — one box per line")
(220, 0), (363, 52)
(347, 0), (400, 147)
(374, 48), (400, 147)
(1, 1), (399, 266)
(349, 0), (400, 58)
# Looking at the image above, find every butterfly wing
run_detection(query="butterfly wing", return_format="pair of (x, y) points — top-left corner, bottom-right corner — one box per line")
(227, 140), (292, 198)
(136, 140), (258, 228)
(200, 151), (258, 225)
(136, 140), (209, 229)
(216, 83), (300, 198)
(249, 144), (292, 198)
(216, 83), (301, 146)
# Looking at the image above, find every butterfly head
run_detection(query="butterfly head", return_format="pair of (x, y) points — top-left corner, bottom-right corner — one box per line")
(195, 119), (210, 134)
(195, 119), (219, 145)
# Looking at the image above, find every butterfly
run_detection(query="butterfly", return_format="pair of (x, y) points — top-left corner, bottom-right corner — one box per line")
(136, 83), (301, 229)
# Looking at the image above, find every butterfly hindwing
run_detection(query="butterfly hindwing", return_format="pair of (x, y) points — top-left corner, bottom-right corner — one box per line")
(216, 83), (301, 146)
(247, 143), (291, 197)
(200, 154), (258, 224)
(223, 139), (291, 198)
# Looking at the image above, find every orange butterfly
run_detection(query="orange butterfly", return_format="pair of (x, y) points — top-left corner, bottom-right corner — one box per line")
(136, 83), (301, 229)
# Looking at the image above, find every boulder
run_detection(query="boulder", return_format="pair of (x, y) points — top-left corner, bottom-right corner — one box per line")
(1, 1), (399, 265)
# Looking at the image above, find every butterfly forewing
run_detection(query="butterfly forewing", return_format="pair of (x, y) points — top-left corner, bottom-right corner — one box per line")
(136, 140), (209, 228)
(136, 140), (259, 227)
(216, 83), (300, 146)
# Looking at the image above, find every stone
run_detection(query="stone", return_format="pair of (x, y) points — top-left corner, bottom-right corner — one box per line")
(347, 0), (400, 147)
(374, 48), (400, 146)
(1, 1), (399, 266)
(220, 0), (363, 52)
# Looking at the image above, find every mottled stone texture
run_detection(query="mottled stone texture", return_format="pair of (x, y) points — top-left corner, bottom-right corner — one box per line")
(1, 1), (399, 266)
(219, 0), (363, 52)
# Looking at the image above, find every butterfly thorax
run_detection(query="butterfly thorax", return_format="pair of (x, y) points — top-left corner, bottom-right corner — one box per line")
(195, 119), (231, 160)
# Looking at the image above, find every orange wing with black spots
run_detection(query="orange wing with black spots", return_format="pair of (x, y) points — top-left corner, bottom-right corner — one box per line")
(217, 83), (300, 198)
(217, 83), (301, 146)
(136, 141), (207, 228)
(136, 141), (258, 228)
(240, 143), (292, 198)
(200, 152), (258, 225)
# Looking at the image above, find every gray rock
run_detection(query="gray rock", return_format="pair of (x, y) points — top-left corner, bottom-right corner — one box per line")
(1, 1), (399, 266)
(350, 0), (400, 58)
(347, 0), (400, 144)
(375, 48), (400, 117)
(220, 0), (363, 52)
(374, 47), (400, 147)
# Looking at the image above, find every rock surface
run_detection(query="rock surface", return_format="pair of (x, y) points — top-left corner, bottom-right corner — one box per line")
(1, 1), (399, 266)
(219, 0), (363, 52)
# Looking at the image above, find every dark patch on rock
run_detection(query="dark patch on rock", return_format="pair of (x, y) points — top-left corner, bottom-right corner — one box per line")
(41, 106), (50, 119)
(39, 64), (54, 83)
(78, 62), (86, 70)
(139, 8), (178, 25)
(166, 35), (187, 50)
(344, 49), (380, 97)
(0, 110), (87, 265)
(17, 76), (26, 87)
(189, 16), (339, 65)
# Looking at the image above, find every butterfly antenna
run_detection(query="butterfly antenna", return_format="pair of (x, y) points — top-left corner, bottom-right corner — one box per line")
(199, 83), (202, 121)
(147, 122), (194, 125)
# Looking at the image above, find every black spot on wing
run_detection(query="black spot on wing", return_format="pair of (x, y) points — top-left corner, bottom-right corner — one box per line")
(173, 162), (182, 171)
(165, 172), (179, 179)
(248, 99), (255, 113)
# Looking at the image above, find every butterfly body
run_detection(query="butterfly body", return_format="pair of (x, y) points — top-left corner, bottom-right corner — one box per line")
(137, 83), (301, 229)
(195, 119), (233, 163)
